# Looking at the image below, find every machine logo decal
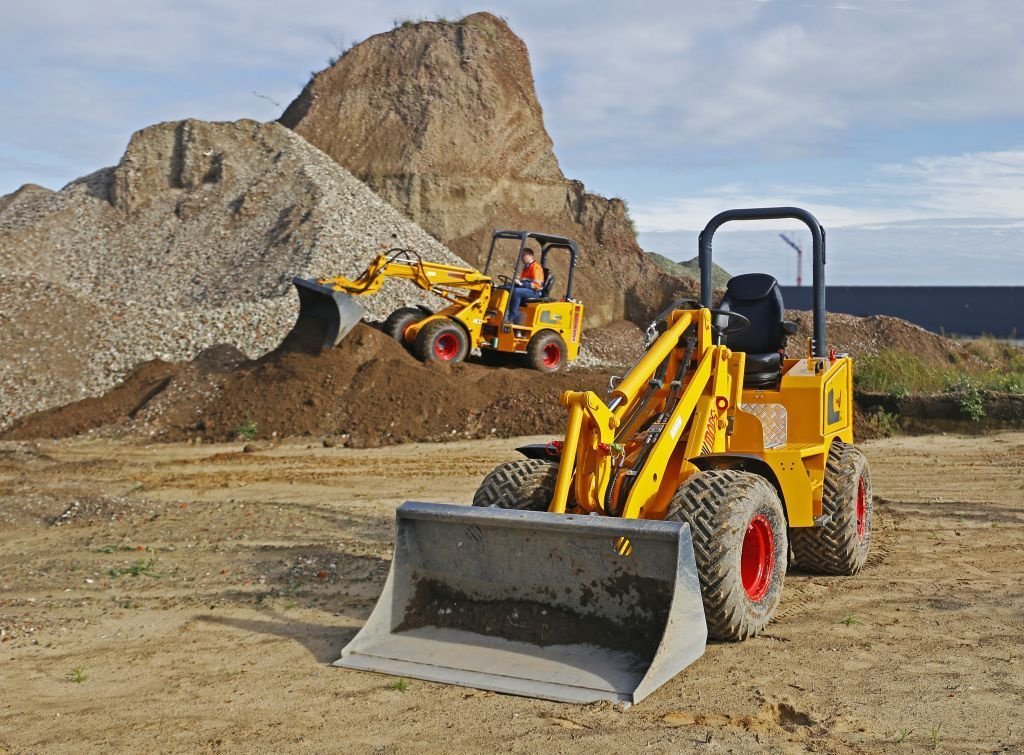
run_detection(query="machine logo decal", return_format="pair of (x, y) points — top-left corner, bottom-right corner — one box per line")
(827, 389), (843, 425)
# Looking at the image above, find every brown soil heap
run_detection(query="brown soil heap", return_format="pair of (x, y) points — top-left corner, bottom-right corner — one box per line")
(280, 12), (695, 327)
(5, 323), (610, 445)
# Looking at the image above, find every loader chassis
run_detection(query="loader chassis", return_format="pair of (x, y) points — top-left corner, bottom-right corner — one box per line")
(292, 231), (584, 370)
(337, 207), (873, 705)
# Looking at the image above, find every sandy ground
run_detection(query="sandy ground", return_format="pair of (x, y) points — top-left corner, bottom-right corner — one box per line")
(1, 432), (1023, 754)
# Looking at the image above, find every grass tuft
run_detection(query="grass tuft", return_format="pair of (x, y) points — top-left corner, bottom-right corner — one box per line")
(109, 558), (158, 579)
(837, 611), (862, 627)
(234, 414), (258, 441)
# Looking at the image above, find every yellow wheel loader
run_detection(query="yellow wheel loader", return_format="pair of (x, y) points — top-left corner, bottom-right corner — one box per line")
(291, 230), (584, 371)
(336, 208), (872, 705)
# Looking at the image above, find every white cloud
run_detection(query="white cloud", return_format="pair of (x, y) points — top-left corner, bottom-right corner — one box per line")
(632, 148), (1024, 232)
(2, 0), (1024, 195)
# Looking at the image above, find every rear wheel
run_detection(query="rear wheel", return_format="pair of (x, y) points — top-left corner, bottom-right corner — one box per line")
(414, 318), (469, 364)
(666, 470), (787, 641)
(791, 441), (872, 575)
(473, 459), (558, 511)
(526, 330), (567, 373)
(383, 307), (426, 346)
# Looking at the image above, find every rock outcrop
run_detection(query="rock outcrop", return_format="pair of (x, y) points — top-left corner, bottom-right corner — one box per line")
(281, 12), (695, 327)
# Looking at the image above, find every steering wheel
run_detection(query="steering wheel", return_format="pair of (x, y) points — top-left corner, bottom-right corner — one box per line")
(496, 274), (514, 286)
(707, 308), (750, 338)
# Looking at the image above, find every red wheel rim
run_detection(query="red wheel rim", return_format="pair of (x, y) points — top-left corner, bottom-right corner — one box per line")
(856, 476), (867, 542)
(741, 514), (775, 602)
(542, 343), (561, 368)
(434, 333), (459, 360)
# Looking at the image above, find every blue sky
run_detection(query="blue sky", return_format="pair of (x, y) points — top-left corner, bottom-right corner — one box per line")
(2, 0), (1023, 284)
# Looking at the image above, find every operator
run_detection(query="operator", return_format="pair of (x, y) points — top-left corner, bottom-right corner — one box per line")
(505, 249), (545, 324)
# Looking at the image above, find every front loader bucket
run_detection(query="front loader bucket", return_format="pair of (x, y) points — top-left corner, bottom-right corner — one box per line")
(336, 502), (707, 705)
(290, 277), (364, 350)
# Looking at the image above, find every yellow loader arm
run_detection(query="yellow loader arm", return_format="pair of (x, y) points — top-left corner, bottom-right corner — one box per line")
(291, 248), (494, 350)
(550, 305), (744, 520)
(318, 248), (492, 300)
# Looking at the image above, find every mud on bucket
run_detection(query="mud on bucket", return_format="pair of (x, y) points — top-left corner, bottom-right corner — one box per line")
(289, 277), (364, 352)
(336, 502), (707, 705)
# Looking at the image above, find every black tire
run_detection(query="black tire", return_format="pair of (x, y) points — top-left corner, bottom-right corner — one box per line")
(791, 441), (872, 575)
(383, 307), (426, 346)
(472, 459), (558, 511)
(526, 330), (567, 373)
(414, 318), (469, 364)
(667, 470), (788, 641)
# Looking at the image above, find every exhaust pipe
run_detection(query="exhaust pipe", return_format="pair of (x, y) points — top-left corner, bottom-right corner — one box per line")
(290, 277), (365, 351)
(336, 502), (707, 705)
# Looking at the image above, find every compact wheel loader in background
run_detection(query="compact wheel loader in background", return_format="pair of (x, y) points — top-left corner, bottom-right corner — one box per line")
(291, 230), (584, 372)
(336, 207), (873, 705)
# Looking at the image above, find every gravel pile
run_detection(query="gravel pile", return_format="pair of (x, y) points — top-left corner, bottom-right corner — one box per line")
(0, 119), (472, 429)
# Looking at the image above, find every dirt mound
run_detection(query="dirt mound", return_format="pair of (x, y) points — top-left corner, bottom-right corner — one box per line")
(789, 310), (979, 363)
(6, 324), (609, 445)
(280, 12), (693, 327)
(577, 320), (647, 369)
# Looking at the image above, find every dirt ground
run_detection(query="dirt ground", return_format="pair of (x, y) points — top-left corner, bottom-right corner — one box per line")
(1, 432), (1023, 754)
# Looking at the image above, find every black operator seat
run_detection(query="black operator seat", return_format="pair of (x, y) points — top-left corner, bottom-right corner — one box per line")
(714, 273), (798, 387)
(524, 268), (555, 303)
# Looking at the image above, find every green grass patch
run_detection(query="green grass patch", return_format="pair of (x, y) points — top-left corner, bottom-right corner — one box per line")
(109, 558), (158, 579)
(856, 348), (1024, 402)
(234, 414), (258, 441)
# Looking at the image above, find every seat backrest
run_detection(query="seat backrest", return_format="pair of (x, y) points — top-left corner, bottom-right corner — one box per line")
(540, 268), (555, 297)
(715, 273), (786, 353)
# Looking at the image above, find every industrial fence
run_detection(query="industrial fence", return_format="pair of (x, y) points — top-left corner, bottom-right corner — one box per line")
(780, 286), (1022, 338)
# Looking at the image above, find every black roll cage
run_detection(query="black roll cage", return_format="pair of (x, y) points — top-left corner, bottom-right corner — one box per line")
(698, 207), (827, 357)
(483, 230), (579, 300)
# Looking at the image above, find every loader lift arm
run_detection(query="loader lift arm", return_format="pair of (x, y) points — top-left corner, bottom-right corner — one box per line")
(291, 247), (494, 350)
(317, 247), (492, 305)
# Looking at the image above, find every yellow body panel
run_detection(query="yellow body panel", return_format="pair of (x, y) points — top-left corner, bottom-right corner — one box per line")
(479, 290), (584, 360)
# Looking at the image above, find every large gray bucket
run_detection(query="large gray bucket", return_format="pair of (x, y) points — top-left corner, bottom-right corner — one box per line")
(290, 277), (364, 350)
(336, 502), (707, 705)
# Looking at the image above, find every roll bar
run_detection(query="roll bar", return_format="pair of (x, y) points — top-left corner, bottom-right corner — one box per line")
(698, 207), (827, 357)
(484, 230), (579, 300)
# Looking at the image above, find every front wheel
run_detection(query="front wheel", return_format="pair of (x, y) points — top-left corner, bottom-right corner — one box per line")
(414, 318), (469, 364)
(382, 307), (426, 347)
(472, 459), (558, 510)
(526, 330), (567, 373)
(667, 470), (788, 641)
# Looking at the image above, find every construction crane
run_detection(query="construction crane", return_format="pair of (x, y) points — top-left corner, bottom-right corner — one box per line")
(779, 232), (803, 286)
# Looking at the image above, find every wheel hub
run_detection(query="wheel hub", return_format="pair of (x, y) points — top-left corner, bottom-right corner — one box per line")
(542, 343), (561, 368)
(434, 333), (459, 360)
(856, 476), (867, 542)
(741, 514), (775, 602)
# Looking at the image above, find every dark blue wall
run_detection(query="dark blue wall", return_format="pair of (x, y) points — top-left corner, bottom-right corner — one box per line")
(779, 286), (1022, 338)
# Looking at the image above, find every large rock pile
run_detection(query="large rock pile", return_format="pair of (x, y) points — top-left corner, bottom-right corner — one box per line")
(0, 119), (471, 429)
(280, 12), (695, 327)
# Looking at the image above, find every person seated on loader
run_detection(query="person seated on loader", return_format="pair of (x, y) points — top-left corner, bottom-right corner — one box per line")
(505, 248), (545, 324)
